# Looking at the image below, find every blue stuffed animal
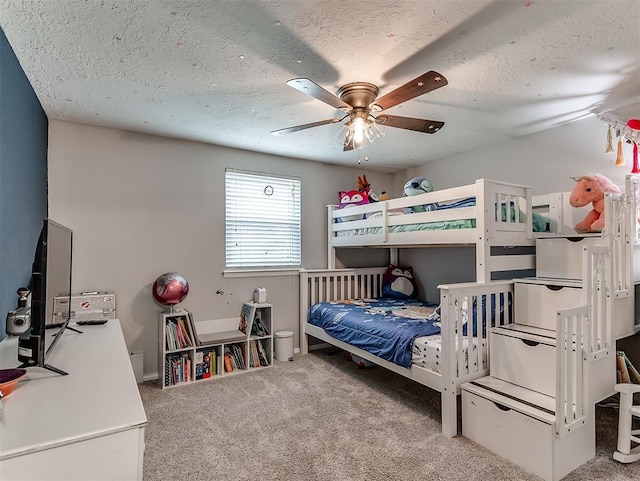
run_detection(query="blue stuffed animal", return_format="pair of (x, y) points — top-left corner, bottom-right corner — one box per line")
(403, 177), (435, 213)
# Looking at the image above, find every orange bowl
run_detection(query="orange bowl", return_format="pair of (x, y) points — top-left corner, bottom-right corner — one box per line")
(0, 368), (27, 398)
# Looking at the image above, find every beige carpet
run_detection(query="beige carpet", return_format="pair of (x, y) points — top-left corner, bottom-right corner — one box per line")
(139, 348), (640, 481)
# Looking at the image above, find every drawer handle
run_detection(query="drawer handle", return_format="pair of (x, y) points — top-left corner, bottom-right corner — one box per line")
(545, 284), (564, 291)
(522, 339), (540, 347)
(566, 237), (586, 243)
(493, 402), (512, 412)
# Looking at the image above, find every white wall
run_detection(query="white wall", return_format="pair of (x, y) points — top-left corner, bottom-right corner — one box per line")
(47, 120), (392, 379)
(398, 115), (633, 193)
(396, 114), (636, 301)
(48, 115), (636, 378)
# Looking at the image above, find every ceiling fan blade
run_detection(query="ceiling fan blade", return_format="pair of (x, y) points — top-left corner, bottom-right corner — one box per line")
(271, 117), (343, 135)
(375, 114), (444, 134)
(286, 78), (351, 111)
(371, 71), (448, 112)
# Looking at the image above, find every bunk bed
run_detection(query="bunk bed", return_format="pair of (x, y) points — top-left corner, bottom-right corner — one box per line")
(300, 175), (640, 438)
(326, 178), (545, 282)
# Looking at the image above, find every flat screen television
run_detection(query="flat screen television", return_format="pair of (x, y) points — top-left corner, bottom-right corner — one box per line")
(17, 218), (75, 375)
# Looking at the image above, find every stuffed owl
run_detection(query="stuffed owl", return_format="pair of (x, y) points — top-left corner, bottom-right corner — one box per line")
(382, 264), (417, 300)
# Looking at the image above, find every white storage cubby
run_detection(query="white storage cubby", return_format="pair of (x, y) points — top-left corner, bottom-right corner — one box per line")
(514, 278), (582, 331)
(158, 303), (273, 389)
(536, 235), (603, 280)
(490, 324), (557, 397)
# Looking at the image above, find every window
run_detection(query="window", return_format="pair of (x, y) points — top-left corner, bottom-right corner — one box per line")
(225, 169), (301, 268)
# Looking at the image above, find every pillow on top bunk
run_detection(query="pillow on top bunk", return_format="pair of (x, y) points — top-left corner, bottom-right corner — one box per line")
(382, 264), (417, 299)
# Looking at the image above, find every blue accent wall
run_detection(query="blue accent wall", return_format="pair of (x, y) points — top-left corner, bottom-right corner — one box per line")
(0, 27), (48, 338)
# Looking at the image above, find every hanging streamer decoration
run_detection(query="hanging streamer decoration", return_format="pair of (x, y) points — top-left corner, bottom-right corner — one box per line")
(616, 131), (625, 166)
(629, 119), (640, 174)
(598, 115), (640, 173)
(606, 124), (614, 154)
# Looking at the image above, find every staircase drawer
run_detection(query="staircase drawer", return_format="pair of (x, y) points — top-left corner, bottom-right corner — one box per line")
(490, 330), (556, 397)
(462, 386), (553, 480)
(536, 236), (602, 280)
(462, 379), (595, 481)
(515, 282), (582, 330)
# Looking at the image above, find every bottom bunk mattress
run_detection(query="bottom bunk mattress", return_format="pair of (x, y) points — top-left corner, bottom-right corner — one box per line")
(307, 297), (440, 368)
(412, 335), (487, 374)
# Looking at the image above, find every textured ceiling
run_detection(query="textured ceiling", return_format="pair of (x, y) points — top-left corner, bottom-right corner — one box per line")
(1, 0), (638, 173)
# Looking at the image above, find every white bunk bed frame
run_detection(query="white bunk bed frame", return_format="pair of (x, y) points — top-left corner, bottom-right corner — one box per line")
(300, 175), (640, 438)
(327, 178), (536, 282)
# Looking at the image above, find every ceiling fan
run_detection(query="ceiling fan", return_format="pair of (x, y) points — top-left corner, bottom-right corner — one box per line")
(271, 71), (448, 151)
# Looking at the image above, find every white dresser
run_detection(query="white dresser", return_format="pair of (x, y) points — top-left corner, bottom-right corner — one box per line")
(0, 319), (147, 480)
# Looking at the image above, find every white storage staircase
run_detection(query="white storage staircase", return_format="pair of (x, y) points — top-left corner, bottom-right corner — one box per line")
(461, 184), (639, 481)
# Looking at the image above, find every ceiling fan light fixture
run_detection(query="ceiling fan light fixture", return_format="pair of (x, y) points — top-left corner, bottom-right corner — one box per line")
(352, 114), (367, 146)
(342, 111), (386, 150)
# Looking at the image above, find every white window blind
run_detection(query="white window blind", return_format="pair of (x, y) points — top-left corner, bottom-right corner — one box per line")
(225, 169), (301, 268)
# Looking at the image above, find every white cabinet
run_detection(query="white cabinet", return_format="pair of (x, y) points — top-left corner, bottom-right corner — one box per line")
(0, 320), (147, 480)
(159, 303), (273, 389)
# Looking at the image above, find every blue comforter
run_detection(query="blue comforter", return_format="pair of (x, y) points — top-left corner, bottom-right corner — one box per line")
(307, 298), (440, 368)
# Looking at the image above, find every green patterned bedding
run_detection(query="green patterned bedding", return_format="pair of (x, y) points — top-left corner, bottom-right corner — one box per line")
(336, 208), (548, 236)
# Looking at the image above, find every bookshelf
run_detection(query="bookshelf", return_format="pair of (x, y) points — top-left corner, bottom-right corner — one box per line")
(158, 303), (273, 389)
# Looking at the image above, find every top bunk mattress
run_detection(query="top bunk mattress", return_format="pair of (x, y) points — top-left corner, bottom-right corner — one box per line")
(307, 297), (440, 368)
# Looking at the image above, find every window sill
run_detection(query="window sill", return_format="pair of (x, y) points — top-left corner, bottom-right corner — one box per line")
(223, 269), (301, 279)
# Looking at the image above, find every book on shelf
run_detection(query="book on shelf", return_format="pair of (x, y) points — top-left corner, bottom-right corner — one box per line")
(249, 339), (270, 368)
(195, 350), (204, 380)
(249, 340), (258, 368)
(231, 343), (246, 370)
(165, 314), (194, 350)
(223, 344), (245, 371)
(177, 315), (193, 347)
(195, 359), (204, 380)
(239, 303), (255, 334)
(257, 339), (269, 366)
(166, 352), (191, 385)
(187, 311), (201, 346)
(617, 351), (631, 383)
(204, 349), (216, 378)
(223, 347), (234, 372)
(165, 319), (177, 350)
(618, 351), (640, 384)
(164, 354), (171, 386)
(195, 347), (217, 380)
(251, 311), (270, 337)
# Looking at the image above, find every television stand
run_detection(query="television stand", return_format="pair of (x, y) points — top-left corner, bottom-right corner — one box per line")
(18, 362), (69, 376)
(45, 323), (82, 333)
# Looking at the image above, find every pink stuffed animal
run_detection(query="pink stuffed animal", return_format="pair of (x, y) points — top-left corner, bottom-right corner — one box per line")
(569, 173), (621, 233)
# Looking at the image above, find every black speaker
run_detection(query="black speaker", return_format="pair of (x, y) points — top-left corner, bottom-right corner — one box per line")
(6, 307), (31, 335)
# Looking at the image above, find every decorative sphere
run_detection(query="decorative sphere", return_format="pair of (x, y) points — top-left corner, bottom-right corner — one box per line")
(152, 272), (189, 307)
